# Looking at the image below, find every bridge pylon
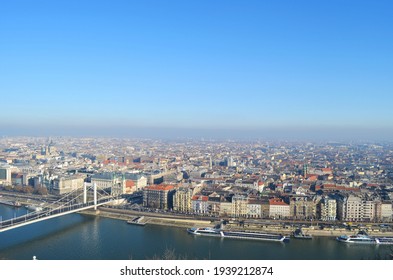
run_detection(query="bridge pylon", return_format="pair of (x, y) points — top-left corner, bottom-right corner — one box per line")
(93, 183), (97, 210)
(83, 183), (87, 204)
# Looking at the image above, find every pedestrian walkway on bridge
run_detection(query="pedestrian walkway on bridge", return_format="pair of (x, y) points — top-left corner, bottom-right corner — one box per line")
(0, 183), (119, 233)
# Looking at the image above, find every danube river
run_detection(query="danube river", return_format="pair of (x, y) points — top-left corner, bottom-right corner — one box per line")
(0, 204), (392, 260)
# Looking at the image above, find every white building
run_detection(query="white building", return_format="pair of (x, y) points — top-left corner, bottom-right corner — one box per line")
(247, 200), (262, 218)
(269, 198), (290, 219)
(191, 195), (209, 214)
(319, 197), (337, 221)
(91, 173), (126, 195)
(337, 194), (376, 222)
(0, 166), (12, 185)
(52, 175), (85, 195)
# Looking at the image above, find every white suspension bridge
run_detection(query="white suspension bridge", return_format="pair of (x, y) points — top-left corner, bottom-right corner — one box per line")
(0, 183), (120, 233)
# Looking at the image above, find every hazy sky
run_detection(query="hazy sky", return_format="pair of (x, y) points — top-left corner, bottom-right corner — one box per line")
(1, 1), (392, 140)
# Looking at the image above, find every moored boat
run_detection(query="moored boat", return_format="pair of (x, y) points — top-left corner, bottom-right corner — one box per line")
(187, 227), (223, 236)
(127, 216), (146, 226)
(292, 228), (312, 239)
(337, 231), (393, 245)
(0, 200), (22, 207)
(13, 201), (22, 207)
(375, 237), (393, 245)
(25, 204), (44, 212)
(187, 227), (289, 242)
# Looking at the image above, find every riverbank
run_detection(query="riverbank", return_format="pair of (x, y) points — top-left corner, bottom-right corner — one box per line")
(81, 208), (212, 229)
(0, 191), (53, 207)
(80, 207), (393, 237)
(2, 190), (392, 238)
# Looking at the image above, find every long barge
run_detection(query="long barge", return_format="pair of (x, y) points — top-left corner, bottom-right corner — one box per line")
(187, 227), (289, 242)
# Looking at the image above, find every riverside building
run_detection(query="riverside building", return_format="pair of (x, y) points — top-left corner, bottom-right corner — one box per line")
(143, 184), (175, 210)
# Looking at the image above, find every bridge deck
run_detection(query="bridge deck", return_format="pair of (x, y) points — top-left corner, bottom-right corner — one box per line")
(0, 199), (113, 233)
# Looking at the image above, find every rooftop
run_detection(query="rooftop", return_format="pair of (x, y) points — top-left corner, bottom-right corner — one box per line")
(145, 184), (175, 191)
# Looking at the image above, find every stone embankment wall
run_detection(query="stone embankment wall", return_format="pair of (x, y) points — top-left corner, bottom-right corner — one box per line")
(81, 207), (393, 237)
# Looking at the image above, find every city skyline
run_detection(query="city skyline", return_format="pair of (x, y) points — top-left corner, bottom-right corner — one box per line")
(1, 1), (393, 140)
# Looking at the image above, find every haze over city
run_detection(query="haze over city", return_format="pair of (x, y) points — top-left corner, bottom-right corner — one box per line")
(3, 0), (393, 270)
(1, 0), (392, 140)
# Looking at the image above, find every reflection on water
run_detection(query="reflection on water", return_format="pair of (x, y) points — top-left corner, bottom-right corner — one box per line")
(0, 204), (392, 260)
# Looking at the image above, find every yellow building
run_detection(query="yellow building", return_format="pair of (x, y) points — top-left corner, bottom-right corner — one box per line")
(173, 187), (193, 212)
(231, 195), (248, 218)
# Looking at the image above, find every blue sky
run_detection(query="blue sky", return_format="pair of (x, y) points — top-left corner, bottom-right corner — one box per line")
(1, 0), (392, 139)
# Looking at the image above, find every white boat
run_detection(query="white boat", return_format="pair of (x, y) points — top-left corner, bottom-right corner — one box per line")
(187, 227), (223, 237)
(337, 233), (376, 244)
(25, 205), (44, 212)
(0, 200), (22, 207)
(375, 237), (393, 245)
(337, 231), (393, 245)
(187, 227), (290, 242)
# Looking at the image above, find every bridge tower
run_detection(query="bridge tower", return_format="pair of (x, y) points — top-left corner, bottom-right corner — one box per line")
(83, 182), (87, 204)
(83, 182), (98, 209)
(93, 183), (97, 210)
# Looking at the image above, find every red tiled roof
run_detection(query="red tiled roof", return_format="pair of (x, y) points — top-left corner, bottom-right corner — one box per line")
(146, 184), (174, 191)
(320, 184), (360, 192)
(192, 195), (208, 201)
(269, 198), (288, 206)
(126, 180), (135, 187)
(307, 175), (318, 181)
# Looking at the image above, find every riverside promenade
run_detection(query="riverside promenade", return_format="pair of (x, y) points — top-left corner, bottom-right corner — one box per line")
(81, 207), (393, 237)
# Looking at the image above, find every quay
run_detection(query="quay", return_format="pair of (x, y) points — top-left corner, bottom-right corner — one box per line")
(0, 200), (22, 207)
(126, 216), (147, 226)
(1, 191), (392, 238)
(81, 207), (393, 237)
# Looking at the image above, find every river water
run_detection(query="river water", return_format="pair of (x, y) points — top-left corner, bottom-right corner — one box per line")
(0, 204), (392, 260)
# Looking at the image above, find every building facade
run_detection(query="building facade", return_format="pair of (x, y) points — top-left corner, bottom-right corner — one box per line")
(247, 200), (263, 218)
(52, 175), (85, 195)
(173, 187), (193, 212)
(219, 201), (232, 217)
(143, 184), (175, 210)
(319, 197), (337, 221)
(231, 195), (249, 218)
(191, 195), (209, 214)
(337, 194), (376, 222)
(91, 173), (127, 195)
(269, 198), (290, 219)
(290, 197), (317, 220)
(380, 202), (393, 222)
(0, 166), (12, 185)
(207, 193), (221, 216)
(125, 173), (148, 191)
